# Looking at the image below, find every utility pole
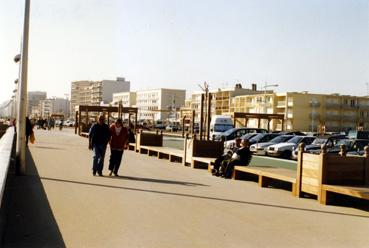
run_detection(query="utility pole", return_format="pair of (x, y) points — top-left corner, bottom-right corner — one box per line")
(16, 0), (31, 174)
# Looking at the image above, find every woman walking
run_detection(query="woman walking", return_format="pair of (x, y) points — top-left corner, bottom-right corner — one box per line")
(109, 119), (129, 176)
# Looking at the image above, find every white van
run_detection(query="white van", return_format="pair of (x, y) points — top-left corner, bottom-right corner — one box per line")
(210, 115), (233, 139)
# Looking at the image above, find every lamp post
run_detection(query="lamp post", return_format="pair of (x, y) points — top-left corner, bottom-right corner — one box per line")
(262, 82), (278, 113)
(16, 0), (31, 174)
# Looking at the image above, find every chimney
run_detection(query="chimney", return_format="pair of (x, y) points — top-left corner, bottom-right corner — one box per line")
(252, 83), (257, 91)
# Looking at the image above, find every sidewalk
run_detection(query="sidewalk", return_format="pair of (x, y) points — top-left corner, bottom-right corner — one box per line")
(3, 129), (369, 248)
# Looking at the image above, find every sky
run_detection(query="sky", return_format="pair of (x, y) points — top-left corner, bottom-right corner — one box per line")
(0, 0), (368, 102)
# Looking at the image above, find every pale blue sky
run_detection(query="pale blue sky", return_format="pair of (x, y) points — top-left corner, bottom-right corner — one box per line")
(0, 0), (368, 102)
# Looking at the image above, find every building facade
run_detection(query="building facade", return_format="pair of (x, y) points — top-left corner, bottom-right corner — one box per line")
(136, 88), (186, 121)
(71, 77), (130, 114)
(112, 92), (137, 107)
(188, 84), (267, 122)
(40, 98), (70, 118)
(231, 92), (369, 132)
(28, 91), (47, 116)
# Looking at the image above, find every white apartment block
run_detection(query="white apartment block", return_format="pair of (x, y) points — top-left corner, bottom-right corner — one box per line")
(136, 88), (186, 121)
(71, 77), (130, 114)
(112, 92), (137, 107)
(40, 98), (70, 118)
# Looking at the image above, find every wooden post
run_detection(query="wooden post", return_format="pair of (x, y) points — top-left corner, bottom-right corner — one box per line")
(258, 118), (261, 128)
(183, 133), (189, 166)
(282, 119), (284, 131)
(191, 110), (195, 135)
(182, 116), (186, 138)
(244, 117), (247, 127)
(199, 94), (204, 140)
(339, 144), (346, 157)
(364, 146), (369, 185)
(295, 142), (305, 197)
(75, 110), (78, 134)
(206, 93), (212, 140)
(318, 145), (328, 203)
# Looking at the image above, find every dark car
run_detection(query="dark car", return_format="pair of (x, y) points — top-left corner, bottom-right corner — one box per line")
(310, 139), (369, 154)
(248, 133), (281, 145)
(214, 127), (268, 141)
(291, 134), (347, 159)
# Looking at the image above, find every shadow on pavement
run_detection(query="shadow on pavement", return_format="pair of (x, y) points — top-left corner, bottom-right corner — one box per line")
(2, 149), (66, 248)
(39, 176), (369, 219)
(108, 175), (209, 186)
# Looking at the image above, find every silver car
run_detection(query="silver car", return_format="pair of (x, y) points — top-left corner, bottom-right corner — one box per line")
(250, 135), (294, 155)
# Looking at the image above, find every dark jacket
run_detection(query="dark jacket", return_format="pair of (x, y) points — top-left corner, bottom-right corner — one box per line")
(89, 123), (111, 146)
(233, 146), (252, 165)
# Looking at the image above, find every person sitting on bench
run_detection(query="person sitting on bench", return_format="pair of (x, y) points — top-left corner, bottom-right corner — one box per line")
(212, 138), (242, 176)
(222, 139), (252, 178)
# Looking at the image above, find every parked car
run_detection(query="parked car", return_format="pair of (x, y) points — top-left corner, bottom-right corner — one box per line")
(213, 127), (268, 142)
(291, 134), (347, 160)
(347, 130), (369, 140)
(267, 136), (316, 159)
(310, 139), (369, 154)
(249, 135), (294, 155)
(166, 124), (179, 132)
(223, 133), (258, 150)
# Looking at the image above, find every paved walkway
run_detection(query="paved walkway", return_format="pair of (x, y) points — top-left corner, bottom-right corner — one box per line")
(3, 129), (369, 248)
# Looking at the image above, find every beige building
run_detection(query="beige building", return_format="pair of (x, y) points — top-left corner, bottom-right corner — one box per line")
(112, 92), (137, 107)
(188, 84), (268, 122)
(231, 92), (369, 132)
(136, 88), (186, 121)
(71, 77), (130, 114)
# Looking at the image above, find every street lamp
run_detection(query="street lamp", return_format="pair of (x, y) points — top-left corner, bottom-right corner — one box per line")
(262, 82), (279, 114)
(15, 0), (31, 174)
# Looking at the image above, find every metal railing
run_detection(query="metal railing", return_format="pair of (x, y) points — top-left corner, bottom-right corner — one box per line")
(0, 127), (15, 207)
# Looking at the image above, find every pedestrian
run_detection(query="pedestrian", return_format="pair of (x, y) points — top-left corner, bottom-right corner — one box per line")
(108, 119), (129, 176)
(88, 115), (111, 176)
(25, 117), (33, 145)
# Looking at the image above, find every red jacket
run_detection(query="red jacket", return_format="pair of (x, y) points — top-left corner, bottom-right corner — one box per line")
(109, 124), (129, 150)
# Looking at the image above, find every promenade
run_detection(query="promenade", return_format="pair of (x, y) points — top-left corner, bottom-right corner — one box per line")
(2, 129), (369, 248)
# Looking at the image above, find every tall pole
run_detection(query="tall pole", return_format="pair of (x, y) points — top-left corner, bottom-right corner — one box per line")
(16, 0), (31, 174)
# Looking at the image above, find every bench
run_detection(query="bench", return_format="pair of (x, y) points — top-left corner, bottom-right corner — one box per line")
(140, 145), (184, 163)
(233, 166), (297, 196)
(320, 184), (369, 205)
(191, 157), (215, 170)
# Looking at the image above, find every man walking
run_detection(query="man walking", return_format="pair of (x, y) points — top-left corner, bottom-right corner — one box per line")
(108, 119), (129, 176)
(89, 115), (111, 176)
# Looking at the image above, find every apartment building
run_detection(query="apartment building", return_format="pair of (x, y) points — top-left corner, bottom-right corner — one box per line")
(112, 92), (137, 107)
(40, 98), (71, 118)
(71, 77), (130, 114)
(136, 88), (186, 121)
(232, 92), (369, 132)
(28, 91), (47, 116)
(189, 84), (268, 122)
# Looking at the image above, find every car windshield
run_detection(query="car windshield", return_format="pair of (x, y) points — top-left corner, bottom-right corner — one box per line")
(222, 128), (237, 136)
(214, 124), (233, 132)
(312, 138), (327, 145)
(249, 133), (264, 141)
(334, 139), (354, 148)
(269, 135), (293, 144)
(286, 136), (304, 144)
(241, 133), (258, 140)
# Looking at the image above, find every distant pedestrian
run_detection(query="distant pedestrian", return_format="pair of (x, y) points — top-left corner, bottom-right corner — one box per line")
(108, 119), (129, 176)
(25, 117), (33, 145)
(89, 115), (111, 176)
